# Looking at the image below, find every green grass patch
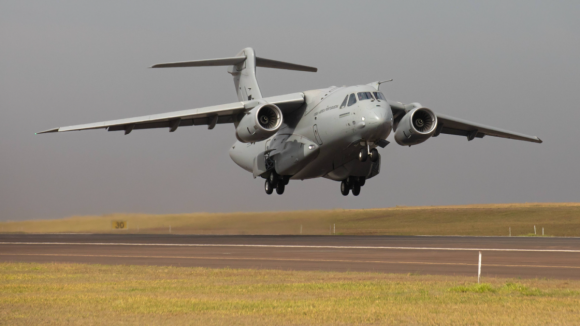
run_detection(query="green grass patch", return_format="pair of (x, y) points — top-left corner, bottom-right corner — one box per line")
(449, 283), (496, 293)
(1, 262), (580, 325)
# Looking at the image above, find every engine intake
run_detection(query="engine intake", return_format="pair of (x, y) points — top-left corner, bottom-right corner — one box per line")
(236, 104), (283, 143)
(394, 107), (437, 146)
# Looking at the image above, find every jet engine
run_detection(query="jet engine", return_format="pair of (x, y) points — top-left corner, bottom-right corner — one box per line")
(236, 104), (283, 143)
(394, 107), (438, 146)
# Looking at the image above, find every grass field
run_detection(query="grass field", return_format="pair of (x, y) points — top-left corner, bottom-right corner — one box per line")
(2, 203), (580, 237)
(1, 262), (579, 325)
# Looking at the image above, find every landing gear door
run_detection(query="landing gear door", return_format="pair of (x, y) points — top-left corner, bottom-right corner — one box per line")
(253, 152), (267, 179)
(313, 124), (323, 145)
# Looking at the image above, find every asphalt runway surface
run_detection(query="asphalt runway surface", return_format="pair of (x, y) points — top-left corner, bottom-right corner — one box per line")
(2, 234), (580, 279)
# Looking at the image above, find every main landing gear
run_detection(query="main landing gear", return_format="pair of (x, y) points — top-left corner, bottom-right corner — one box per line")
(341, 176), (366, 196)
(264, 171), (289, 195)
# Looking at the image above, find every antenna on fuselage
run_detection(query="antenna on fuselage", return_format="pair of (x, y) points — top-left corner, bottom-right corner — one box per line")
(368, 79), (393, 90)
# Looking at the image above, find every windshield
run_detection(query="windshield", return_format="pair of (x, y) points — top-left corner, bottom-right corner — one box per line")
(373, 92), (387, 101)
(347, 93), (357, 107)
(357, 92), (374, 101)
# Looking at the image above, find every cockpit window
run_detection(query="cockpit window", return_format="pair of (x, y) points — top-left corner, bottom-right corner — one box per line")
(340, 95), (348, 109)
(373, 92), (387, 101)
(347, 93), (357, 107)
(357, 92), (374, 101)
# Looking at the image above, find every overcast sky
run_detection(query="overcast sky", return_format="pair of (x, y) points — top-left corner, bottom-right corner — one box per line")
(1, 1), (579, 221)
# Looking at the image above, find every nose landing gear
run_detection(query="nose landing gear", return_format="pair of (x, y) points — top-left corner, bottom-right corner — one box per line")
(359, 146), (380, 163)
(358, 148), (368, 162)
(369, 148), (379, 162)
(341, 176), (365, 196)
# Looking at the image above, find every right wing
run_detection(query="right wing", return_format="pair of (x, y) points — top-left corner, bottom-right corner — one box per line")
(37, 93), (305, 135)
(388, 100), (542, 144)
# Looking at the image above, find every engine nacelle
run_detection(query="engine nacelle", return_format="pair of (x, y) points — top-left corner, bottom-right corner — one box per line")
(235, 104), (283, 143)
(394, 107), (438, 146)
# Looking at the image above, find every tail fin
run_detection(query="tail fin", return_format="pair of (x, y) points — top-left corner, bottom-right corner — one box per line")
(151, 47), (317, 102)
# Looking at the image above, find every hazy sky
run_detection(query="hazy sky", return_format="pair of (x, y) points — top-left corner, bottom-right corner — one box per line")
(1, 1), (579, 221)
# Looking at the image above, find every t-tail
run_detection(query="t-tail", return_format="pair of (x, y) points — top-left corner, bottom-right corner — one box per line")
(151, 47), (317, 102)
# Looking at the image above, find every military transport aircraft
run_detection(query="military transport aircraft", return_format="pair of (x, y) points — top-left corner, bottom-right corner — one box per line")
(38, 47), (542, 196)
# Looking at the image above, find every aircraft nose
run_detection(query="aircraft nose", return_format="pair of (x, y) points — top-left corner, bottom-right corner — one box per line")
(362, 106), (392, 138)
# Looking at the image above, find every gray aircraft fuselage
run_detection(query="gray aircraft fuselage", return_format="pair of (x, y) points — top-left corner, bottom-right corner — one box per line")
(229, 85), (392, 181)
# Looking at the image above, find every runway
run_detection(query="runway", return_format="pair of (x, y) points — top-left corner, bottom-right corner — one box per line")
(1, 234), (580, 279)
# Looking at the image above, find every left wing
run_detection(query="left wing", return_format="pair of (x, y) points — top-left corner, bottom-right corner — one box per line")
(388, 100), (542, 143)
(37, 93), (305, 135)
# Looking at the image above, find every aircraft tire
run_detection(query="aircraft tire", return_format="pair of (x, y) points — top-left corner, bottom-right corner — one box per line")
(352, 182), (361, 196)
(276, 183), (285, 195)
(269, 172), (278, 187)
(369, 148), (379, 162)
(264, 180), (273, 195)
(359, 177), (366, 187)
(340, 180), (350, 196)
(358, 148), (368, 162)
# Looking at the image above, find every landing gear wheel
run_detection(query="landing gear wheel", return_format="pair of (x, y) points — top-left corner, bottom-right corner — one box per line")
(358, 148), (368, 162)
(352, 182), (361, 196)
(359, 177), (366, 187)
(264, 180), (273, 195)
(276, 182), (285, 195)
(369, 148), (379, 162)
(341, 180), (350, 196)
(269, 172), (278, 187)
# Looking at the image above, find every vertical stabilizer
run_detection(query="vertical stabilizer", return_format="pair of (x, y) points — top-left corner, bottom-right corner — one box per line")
(228, 48), (262, 101)
(151, 47), (316, 102)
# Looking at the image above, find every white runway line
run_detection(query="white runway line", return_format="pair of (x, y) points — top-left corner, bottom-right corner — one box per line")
(1, 242), (580, 253)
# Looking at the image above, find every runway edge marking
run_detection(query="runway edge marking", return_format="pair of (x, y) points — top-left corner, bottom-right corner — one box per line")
(2, 253), (580, 269)
(1, 242), (580, 253)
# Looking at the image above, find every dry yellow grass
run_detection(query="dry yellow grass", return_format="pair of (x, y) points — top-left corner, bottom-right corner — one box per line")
(2, 202), (580, 236)
(1, 262), (579, 325)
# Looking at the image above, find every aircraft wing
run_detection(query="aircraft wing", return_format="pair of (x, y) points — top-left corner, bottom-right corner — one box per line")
(37, 93), (305, 135)
(388, 100), (542, 144)
(434, 113), (542, 143)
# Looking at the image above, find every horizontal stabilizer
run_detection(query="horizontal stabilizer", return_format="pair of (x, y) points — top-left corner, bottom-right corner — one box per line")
(151, 56), (246, 68)
(151, 55), (316, 72)
(255, 57), (317, 72)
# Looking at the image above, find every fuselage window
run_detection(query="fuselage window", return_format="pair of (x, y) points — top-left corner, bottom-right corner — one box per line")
(373, 92), (387, 101)
(340, 95), (348, 109)
(357, 92), (374, 101)
(347, 93), (357, 107)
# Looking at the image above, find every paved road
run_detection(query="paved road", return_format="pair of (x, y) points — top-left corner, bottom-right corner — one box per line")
(1, 234), (580, 279)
